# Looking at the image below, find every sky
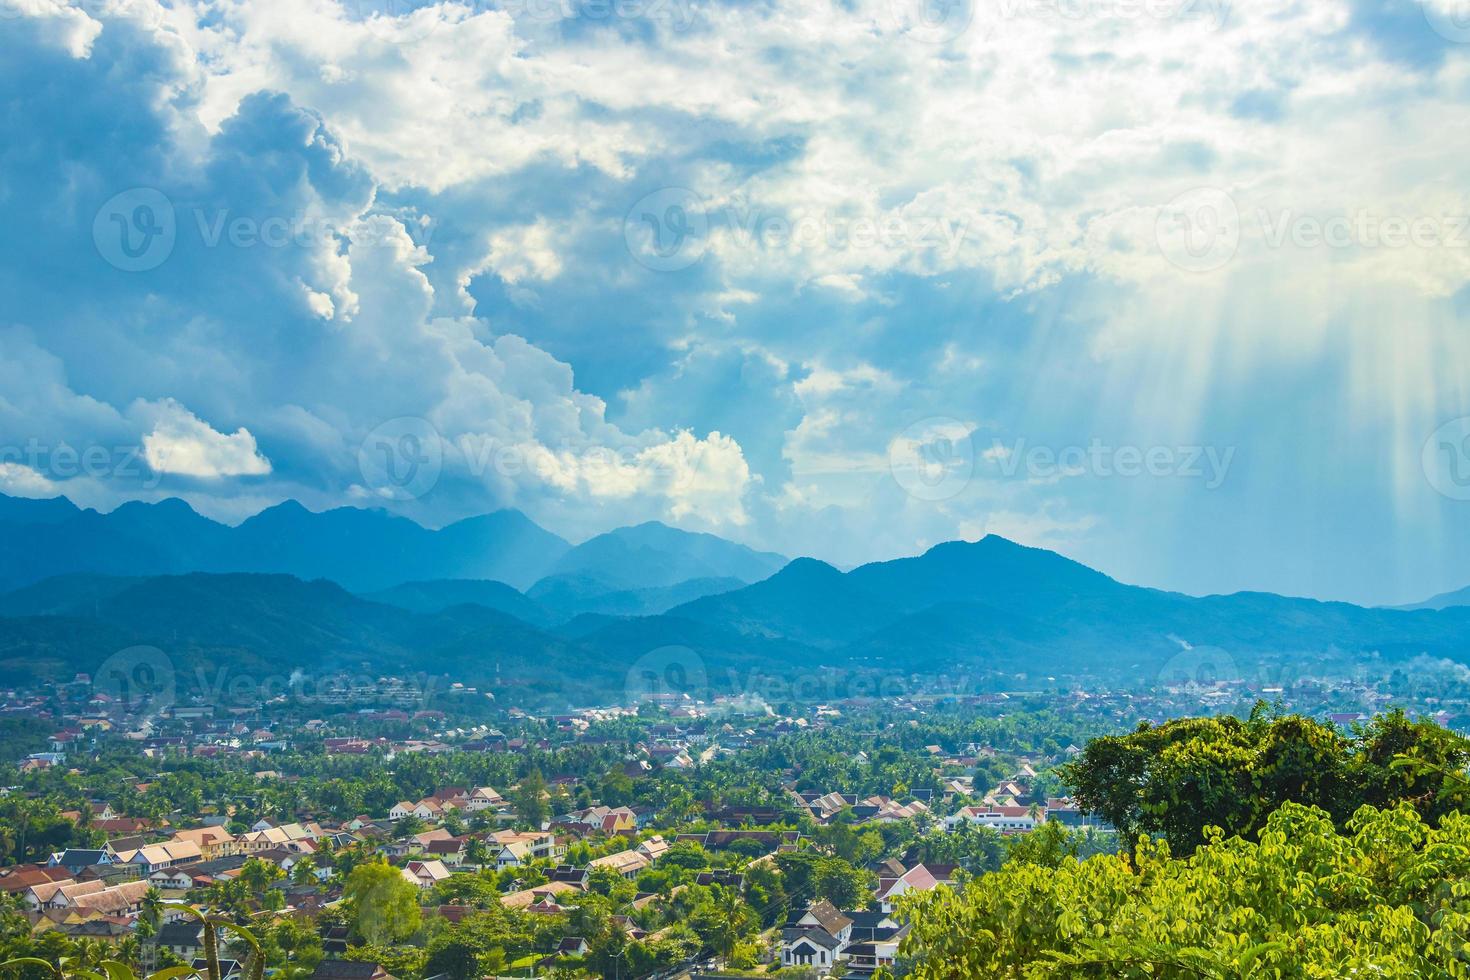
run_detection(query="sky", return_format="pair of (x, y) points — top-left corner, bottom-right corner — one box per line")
(3, 0), (1470, 606)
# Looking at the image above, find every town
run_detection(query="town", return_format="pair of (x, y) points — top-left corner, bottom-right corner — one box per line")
(2, 656), (1460, 980)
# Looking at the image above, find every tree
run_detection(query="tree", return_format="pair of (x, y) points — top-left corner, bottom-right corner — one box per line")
(1060, 706), (1470, 851)
(512, 770), (549, 828)
(892, 800), (1470, 978)
(343, 860), (422, 945)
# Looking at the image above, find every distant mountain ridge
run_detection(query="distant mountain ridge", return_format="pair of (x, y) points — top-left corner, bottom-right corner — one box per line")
(1396, 584), (1470, 611)
(0, 493), (569, 592)
(5, 491), (1470, 705)
(0, 492), (786, 598)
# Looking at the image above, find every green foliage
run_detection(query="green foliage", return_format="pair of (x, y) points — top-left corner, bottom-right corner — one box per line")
(343, 859), (422, 946)
(774, 851), (875, 911)
(512, 769), (549, 828)
(1061, 705), (1470, 851)
(896, 800), (1470, 978)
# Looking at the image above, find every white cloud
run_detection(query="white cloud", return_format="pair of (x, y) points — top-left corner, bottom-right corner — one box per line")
(0, 462), (60, 498)
(139, 401), (273, 478)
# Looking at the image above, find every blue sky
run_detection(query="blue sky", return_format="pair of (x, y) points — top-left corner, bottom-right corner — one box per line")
(4, 0), (1470, 606)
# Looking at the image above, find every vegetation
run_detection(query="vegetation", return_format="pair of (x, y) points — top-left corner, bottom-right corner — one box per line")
(1061, 705), (1470, 850)
(892, 800), (1470, 978)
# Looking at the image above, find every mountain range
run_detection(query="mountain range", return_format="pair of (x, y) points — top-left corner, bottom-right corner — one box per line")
(3, 491), (1470, 707)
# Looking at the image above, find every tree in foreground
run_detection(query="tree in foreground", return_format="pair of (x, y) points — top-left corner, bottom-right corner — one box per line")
(1061, 705), (1470, 851)
(889, 800), (1470, 978)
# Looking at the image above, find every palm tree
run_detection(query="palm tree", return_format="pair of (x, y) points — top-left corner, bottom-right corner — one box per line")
(136, 888), (164, 940)
(1, 907), (265, 980)
(710, 886), (754, 966)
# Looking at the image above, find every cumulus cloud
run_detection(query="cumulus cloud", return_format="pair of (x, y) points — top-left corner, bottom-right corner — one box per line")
(0, 463), (60, 498)
(3, 0), (1470, 603)
(138, 401), (273, 478)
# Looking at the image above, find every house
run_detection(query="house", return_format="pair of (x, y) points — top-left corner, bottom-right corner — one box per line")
(237, 823), (321, 853)
(0, 865), (73, 896)
(401, 860), (452, 889)
(588, 849), (650, 879)
(26, 879), (105, 911)
(169, 826), (238, 860)
(944, 805), (1042, 834)
(499, 881), (581, 910)
(560, 805), (637, 835)
(145, 921), (205, 971)
(874, 863), (953, 913)
(551, 937), (589, 958)
(46, 849), (114, 874)
(547, 865), (590, 889)
(782, 901), (852, 971)
(493, 840), (534, 869)
(115, 840), (203, 875)
(842, 910), (909, 975)
(423, 837), (467, 867)
(781, 901), (907, 975)
(411, 799), (445, 822)
(388, 802), (416, 821)
(465, 787), (507, 813)
(69, 880), (152, 917)
(147, 867), (197, 890)
(635, 836), (671, 861)
(489, 829), (561, 862)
